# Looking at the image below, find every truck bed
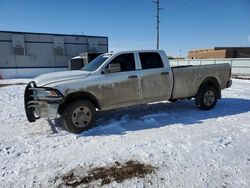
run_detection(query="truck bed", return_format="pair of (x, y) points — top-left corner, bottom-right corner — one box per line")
(171, 63), (231, 99)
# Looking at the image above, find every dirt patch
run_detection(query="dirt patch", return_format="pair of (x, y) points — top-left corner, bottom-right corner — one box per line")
(0, 83), (26, 88)
(61, 160), (155, 187)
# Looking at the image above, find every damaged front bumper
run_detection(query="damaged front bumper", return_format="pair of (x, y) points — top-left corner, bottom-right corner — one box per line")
(24, 82), (64, 122)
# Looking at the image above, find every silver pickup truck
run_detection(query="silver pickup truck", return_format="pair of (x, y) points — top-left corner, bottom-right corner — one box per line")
(24, 50), (232, 133)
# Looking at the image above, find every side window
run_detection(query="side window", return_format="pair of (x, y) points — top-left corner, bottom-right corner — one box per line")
(139, 52), (164, 69)
(107, 53), (135, 72)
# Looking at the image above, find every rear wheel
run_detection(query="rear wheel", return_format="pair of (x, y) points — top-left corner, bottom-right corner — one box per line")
(169, 99), (178, 103)
(195, 85), (218, 110)
(62, 100), (96, 133)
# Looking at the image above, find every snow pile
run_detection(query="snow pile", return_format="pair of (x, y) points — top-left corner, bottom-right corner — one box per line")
(0, 79), (250, 187)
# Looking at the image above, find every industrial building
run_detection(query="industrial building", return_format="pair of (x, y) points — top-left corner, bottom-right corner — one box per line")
(188, 47), (250, 59)
(0, 31), (108, 78)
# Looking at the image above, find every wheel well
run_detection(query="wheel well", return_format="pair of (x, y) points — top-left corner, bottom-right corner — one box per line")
(58, 91), (100, 114)
(198, 77), (221, 99)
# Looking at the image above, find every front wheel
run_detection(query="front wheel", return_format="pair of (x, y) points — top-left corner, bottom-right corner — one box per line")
(195, 85), (218, 110)
(62, 100), (96, 133)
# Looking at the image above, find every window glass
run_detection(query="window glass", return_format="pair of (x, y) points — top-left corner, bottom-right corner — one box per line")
(108, 53), (135, 72)
(139, 52), (163, 69)
(82, 54), (110, 71)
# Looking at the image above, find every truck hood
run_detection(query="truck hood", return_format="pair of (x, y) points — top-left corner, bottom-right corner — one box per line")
(34, 70), (91, 87)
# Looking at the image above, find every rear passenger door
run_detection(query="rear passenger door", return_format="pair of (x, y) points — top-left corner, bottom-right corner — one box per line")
(138, 52), (172, 102)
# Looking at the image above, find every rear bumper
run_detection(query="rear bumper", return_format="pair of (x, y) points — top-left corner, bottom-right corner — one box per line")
(226, 79), (232, 88)
(24, 82), (63, 122)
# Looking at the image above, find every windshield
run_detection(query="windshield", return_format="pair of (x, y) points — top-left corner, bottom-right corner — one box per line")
(82, 54), (111, 72)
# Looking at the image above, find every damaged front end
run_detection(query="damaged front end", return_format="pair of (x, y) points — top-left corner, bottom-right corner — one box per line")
(24, 82), (64, 122)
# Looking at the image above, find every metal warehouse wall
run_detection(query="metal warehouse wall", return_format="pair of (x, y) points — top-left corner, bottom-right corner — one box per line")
(0, 31), (108, 78)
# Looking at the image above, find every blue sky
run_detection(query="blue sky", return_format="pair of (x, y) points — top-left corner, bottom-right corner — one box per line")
(0, 0), (249, 57)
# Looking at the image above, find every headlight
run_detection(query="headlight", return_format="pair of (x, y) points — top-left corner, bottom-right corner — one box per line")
(29, 88), (63, 101)
(35, 89), (59, 97)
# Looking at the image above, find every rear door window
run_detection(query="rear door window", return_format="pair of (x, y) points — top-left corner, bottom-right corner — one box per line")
(139, 52), (164, 69)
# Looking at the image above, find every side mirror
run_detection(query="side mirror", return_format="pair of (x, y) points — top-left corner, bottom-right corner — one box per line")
(103, 63), (121, 73)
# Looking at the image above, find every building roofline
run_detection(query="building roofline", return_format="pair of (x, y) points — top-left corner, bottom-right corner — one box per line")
(0, 30), (108, 39)
(215, 47), (250, 49)
(190, 47), (250, 52)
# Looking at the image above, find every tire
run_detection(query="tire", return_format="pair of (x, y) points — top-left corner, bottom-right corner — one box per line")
(169, 99), (178, 103)
(195, 85), (218, 110)
(61, 100), (96, 133)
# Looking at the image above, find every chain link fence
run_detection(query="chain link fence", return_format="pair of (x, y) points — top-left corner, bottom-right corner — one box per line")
(170, 58), (250, 76)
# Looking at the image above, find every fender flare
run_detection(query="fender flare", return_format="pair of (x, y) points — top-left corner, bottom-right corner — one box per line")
(58, 91), (101, 114)
(198, 77), (221, 99)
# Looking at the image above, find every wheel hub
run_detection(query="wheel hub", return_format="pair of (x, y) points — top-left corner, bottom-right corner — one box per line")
(72, 106), (92, 128)
(203, 91), (215, 106)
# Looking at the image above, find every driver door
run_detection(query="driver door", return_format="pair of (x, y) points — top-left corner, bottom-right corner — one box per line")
(101, 53), (140, 109)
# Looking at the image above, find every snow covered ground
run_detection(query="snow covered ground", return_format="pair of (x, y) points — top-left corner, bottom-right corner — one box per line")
(0, 79), (250, 187)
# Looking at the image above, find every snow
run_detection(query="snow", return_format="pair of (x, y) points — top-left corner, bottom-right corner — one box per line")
(0, 79), (250, 187)
(0, 78), (30, 85)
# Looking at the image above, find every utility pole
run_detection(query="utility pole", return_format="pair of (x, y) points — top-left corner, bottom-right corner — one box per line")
(153, 0), (162, 49)
(179, 49), (182, 59)
(248, 35), (250, 47)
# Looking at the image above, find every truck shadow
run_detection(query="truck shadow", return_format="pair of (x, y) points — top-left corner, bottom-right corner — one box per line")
(78, 98), (250, 137)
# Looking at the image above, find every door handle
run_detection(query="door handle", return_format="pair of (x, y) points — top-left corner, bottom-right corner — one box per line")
(161, 72), (169, 75)
(128, 75), (138, 79)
